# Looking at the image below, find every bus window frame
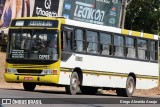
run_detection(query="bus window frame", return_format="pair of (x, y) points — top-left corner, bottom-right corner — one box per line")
(99, 32), (112, 56)
(125, 36), (137, 59)
(137, 38), (149, 61)
(148, 40), (158, 62)
(86, 30), (99, 54)
(113, 34), (125, 57)
(74, 28), (86, 53)
(61, 24), (158, 63)
(61, 25), (74, 51)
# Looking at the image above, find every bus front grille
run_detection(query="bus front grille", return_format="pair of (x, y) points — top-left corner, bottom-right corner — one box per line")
(17, 69), (42, 74)
(12, 64), (48, 69)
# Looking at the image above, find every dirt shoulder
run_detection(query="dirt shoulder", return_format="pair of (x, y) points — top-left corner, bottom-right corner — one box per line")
(0, 52), (6, 83)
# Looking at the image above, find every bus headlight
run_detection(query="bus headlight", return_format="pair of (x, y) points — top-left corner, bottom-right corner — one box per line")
(7, 68), (18, 74)
(41, 69), (58, 75)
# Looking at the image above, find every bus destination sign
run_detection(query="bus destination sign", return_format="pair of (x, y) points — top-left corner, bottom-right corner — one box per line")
(28, 21), (53, 27)
(11, 19), (58, 28)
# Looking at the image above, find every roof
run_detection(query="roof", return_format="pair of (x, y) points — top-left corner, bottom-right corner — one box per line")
(65, 19), (158, 40)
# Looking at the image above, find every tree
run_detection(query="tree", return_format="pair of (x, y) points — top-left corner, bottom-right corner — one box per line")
(125, 0), (160, 35)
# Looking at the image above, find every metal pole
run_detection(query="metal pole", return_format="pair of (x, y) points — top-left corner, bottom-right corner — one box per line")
(58, 0), (64, 16)
(120, 0), (127, 28)
(120, 0), (132, 28)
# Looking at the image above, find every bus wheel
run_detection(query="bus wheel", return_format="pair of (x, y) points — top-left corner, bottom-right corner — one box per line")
(23, 82), (36, 91)
(116, 76), (135, 97)
(65, 72), (80, 95)
(124, 76), (135, 97)
(81, 86), (98, 95)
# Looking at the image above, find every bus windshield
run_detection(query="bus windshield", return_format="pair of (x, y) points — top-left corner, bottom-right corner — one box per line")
(8, 29), (58, 61)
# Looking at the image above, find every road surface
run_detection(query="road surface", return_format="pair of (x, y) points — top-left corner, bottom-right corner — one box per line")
(0, 87), (160, 107)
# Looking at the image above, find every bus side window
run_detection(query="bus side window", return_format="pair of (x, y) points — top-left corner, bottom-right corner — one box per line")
(86, 31), (99, 54)
(61, 31), (72, 51)
(75, 29), (84, 52)
(114, 35), (124, 57)
(100, 33), (111, 55)
(149, 41), (158, 61)
(137, 39), (148, 60)
(126, 37), (136, 58)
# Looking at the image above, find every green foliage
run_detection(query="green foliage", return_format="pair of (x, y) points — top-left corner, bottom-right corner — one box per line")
(125, 0), (160, 35)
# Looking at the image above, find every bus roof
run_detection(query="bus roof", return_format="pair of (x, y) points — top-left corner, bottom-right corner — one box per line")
(10, 17), (159, 40)
(65, 19), (159, 40)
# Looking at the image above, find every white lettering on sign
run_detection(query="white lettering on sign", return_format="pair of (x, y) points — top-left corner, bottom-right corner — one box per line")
(36, 7), (57, 17)
(12, 50), (24, 58)
(39, 55), (50, 59)
(45, 0), (51, 9)
(29, 21), (52, 27)
(74, 1), (105, 23)
(96, 0), (111, 4)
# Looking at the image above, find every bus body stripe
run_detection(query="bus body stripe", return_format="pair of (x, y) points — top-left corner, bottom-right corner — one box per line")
(60, 67), (158, 80)
(121, 29), (130, 35)
(143, 33), (154, 39)
(131, 31), (141, 37)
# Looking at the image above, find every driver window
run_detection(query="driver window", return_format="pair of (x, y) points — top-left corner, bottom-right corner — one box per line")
(61, 31), (72, 51)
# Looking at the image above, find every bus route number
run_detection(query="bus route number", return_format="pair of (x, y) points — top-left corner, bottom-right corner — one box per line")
(39, 55), (50, 59)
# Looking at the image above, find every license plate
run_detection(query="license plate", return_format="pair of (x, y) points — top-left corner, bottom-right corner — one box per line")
(24, 77), (33, 80)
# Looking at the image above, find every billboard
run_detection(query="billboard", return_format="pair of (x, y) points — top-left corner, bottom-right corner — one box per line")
(32, 0), (59, 17)
(0, 0), (59, 29)
(0, 0), (6, 28)
(0, 0), (5, 17)
(62, 0), (121, 27)
(0, 0), (121, 29)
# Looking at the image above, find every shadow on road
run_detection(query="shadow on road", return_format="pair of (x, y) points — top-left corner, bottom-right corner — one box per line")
(0, 88), (156, 98)
(0, 88), (116, 97)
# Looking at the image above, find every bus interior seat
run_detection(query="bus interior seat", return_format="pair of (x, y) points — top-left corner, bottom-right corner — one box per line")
(127, 48), (135, 58)
(101, 46), (109, 55)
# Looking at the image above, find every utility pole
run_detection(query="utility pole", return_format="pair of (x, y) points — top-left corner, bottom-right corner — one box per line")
(120, 0), (132, 28)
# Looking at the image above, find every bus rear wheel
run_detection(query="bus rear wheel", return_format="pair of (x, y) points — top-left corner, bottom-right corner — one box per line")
(65, 72), (81, 95)
(116, 76), (135, 97)
(23, 82), (36, 91)
(81, 86), (98, 95)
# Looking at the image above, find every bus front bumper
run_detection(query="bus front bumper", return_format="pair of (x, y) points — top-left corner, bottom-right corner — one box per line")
(4, 73), (59, 84)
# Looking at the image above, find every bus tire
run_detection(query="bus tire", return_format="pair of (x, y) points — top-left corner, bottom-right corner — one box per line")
(124, 76), (135, 97)
(116, 76), (135, 97)
(65, 72), (80, 95)
(81, 86), (98, 95)
(23, 82), (36, 91)
(117, 76), (135, 97)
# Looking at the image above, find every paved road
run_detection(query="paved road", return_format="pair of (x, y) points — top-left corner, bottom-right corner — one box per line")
(0, 88), (160, 107)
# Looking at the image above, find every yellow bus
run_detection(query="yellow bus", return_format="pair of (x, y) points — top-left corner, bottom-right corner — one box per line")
(4, 17), (159, 97)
